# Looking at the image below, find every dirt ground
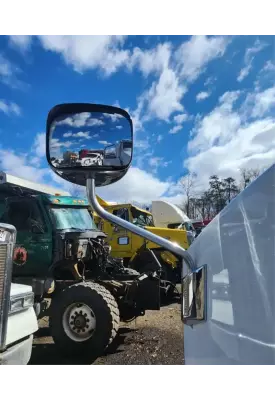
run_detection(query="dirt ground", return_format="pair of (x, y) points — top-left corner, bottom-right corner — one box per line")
(29, 294), (184, 365)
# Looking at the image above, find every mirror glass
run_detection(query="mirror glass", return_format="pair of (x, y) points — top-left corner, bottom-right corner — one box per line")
(49, 111), (132, 169)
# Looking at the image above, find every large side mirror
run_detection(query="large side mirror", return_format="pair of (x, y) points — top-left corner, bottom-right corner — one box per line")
(45, 103), (197, 327)
(46, 103), (133, 187)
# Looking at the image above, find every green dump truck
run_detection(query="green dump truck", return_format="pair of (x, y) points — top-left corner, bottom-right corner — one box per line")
(0, 171), (161, 359)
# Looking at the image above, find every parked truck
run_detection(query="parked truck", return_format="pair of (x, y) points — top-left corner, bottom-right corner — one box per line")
(91, 195), (190, 289)
(151, 200), (196, 240)
(0, 171), (162, 358)
(0, 223), (38, 365)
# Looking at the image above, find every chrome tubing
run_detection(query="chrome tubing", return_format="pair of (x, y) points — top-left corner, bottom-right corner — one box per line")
(86, 178), (196, 272)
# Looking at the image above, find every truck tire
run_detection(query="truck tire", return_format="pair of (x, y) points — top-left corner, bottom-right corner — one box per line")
(49, 281), (120, 358)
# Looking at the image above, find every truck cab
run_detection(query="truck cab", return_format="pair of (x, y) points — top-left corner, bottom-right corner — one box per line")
(151, 200), (196, 244)
(0, 171), (105, 287)
(93, 200), (190, 257)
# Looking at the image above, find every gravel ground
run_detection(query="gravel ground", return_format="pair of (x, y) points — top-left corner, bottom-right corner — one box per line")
(29, 294), (184, 365)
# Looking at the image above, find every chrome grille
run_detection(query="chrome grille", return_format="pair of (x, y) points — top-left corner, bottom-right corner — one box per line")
(0, 224), (16, 351)
(0, 244), (8, 312)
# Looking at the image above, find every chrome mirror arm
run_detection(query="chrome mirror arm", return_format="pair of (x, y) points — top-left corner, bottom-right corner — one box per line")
(86, 178), (195, 270)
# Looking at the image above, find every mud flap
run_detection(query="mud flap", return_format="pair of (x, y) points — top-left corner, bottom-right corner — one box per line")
(127, 272), (160, 311)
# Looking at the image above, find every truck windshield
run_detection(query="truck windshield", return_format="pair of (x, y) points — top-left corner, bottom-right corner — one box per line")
(49, 207), (97, 230)
(131, 207), (154, 227)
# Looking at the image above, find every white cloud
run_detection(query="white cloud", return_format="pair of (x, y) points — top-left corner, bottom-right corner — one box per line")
(57, 113), (104, 128)
(98, 140), (111, 146)
(0, 143), (81, 196)
(50, 139), (74, 157)
(245, 39), (267, 61)
(127, 99), (145, 133)
(50, 138), (61, 149)
(204, 76), (216, 87)
(261, 60), (275, 72)
(38, 35), (129, 76)
(0, 100), (21, 116)
(97, 166), (178, 204)
(9, 35), (32, 51)
(175, 35), (228, 82)
(156, 134), (163, 142)
(173, 113), (188, 124)
(0, 55), (15, 81)
(188, 90), (241, 153)
(148, 157), (172, 173)
(146, 68), (185, 121)
(170, 112), (189, 134)
(169, 125), (182, 134)
(135, 139), (150, 150)
(33, 132), (46, 158)
(0, 131), (183, 208)
(185, 85), (275, 189)
(128, 42), (171, 76)
(243, 86), (275, 119)
(63, 131), (91, 139)
(196, 91), (210, 102)
(75, 131), (91, 138)
(104, 113), (124, 123)
(0, 149), (49, 183)
(237, 38), (267, 82)
(34, 36), (229, 132)
(237, 65), (251, 82)
(0, 55), (25, 89)
(130, 36), (228, 128)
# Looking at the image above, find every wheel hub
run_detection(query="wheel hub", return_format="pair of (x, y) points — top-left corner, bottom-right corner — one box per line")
(63, 303), (96, 342)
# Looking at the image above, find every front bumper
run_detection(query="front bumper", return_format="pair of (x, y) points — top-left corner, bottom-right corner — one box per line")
(0, 335), (33, 365)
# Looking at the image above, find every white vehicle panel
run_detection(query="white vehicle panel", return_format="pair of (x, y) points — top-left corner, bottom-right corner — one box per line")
(6, 307), (38, 346)
(184, 164), (275, 365)
(6, 283), (38, 346)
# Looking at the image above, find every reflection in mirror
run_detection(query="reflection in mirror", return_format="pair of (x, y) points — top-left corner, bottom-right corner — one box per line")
(49, 111), (132, 169)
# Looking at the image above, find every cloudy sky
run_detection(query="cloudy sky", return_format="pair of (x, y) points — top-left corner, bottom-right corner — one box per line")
(0, 35), (274, 205)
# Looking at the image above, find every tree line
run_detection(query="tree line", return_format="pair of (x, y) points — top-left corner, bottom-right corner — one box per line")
(68, 165), (269, 221)
(180, 166), (267, 220)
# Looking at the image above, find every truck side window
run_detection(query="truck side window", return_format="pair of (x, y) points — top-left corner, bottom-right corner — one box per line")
(5, 201), (45, 233)
(113, 208), (129, 221)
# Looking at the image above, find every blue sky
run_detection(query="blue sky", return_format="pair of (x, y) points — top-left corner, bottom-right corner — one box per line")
(0, 35), (275, 205)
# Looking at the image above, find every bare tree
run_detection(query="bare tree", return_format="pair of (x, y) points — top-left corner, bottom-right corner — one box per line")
(239, 167), (263, 190)
(180, 172), (197, 217)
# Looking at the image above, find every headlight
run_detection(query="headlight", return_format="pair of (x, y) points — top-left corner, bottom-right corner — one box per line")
(9, 292), (34, 314)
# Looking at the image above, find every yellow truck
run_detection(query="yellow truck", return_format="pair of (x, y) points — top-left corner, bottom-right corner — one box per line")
(90, 196), (191, 291)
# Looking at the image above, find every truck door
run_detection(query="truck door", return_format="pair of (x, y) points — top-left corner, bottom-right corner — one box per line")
(108, 207), (132, 257)
(3, 198), (52, 277)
